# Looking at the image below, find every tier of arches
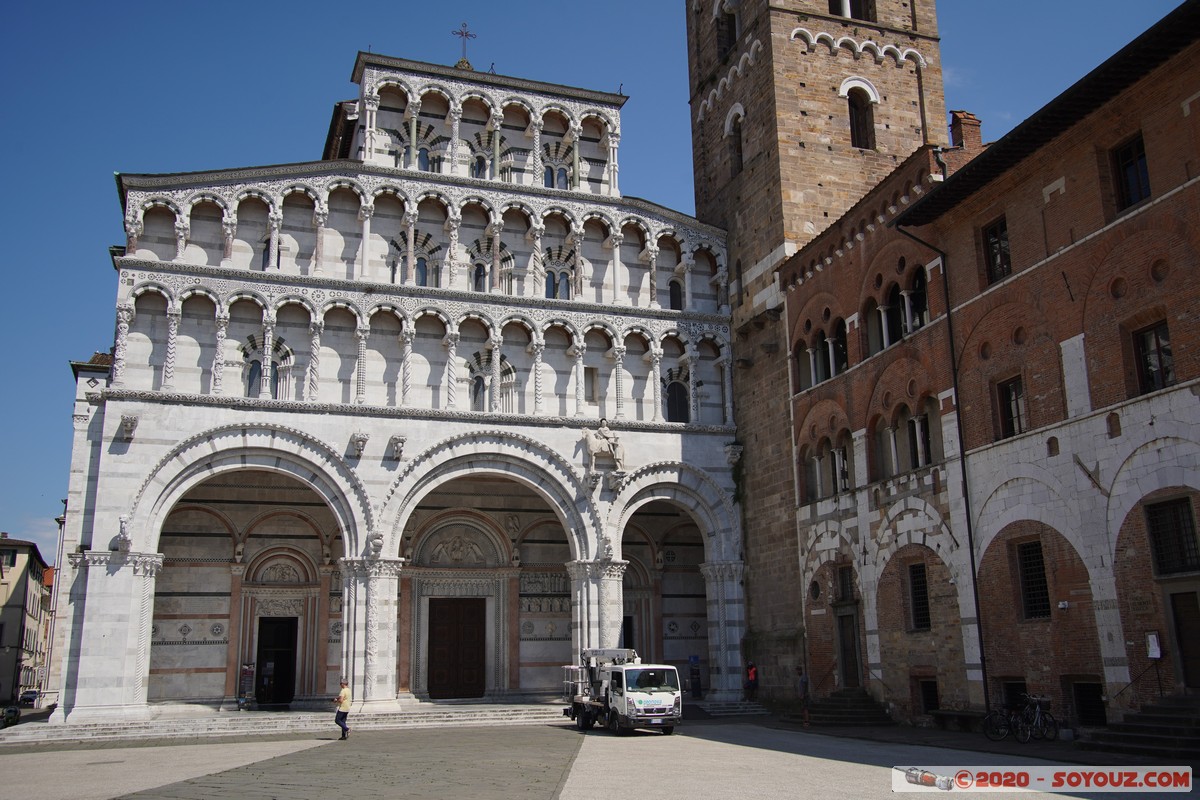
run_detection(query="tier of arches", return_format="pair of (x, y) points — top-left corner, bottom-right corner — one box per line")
(792, 253), (930, 394)
(356, 79), (621, 196)
(119, 286), (733, 425)
(125, 183), (726, 312)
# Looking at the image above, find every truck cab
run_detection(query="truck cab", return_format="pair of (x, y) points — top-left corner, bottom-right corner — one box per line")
(563, 649), (682, 735)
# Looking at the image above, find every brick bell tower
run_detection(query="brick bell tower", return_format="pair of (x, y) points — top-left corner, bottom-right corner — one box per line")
(684, 0), (947, 662)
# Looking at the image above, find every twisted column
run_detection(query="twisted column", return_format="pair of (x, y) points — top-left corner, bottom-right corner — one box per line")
(645, 244), (660, 309)
(445, 216), (461, 288)
(530, 341), (545, 415)
(530, 119), (543, 182)
(306, 321), (323, 402)
(400, 328), (414, 407)
(162, 309), (180, 391)
(529, 224), (545, 298)
(686, 342), (700, 423)
(444, 332), (460, 409)
(449, 106), (462, 176)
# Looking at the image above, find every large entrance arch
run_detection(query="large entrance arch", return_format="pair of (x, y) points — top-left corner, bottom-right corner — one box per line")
(621, 500), (712, 693)
(399, 475), (575, 700)
(150, 469), (345, 707)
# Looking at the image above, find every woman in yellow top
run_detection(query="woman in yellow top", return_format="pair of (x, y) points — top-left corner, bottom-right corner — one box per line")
(334, 679), (352, 740)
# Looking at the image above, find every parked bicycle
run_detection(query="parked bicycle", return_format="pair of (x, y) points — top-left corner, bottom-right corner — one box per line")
(1017, 693), (1058, 742)
(981, 693), (1058, 743)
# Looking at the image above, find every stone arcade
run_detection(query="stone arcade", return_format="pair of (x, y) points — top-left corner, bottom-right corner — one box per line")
(54, 51), (743, 721)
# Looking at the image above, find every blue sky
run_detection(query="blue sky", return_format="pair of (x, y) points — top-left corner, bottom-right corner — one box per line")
(0, 1), (1181, 563)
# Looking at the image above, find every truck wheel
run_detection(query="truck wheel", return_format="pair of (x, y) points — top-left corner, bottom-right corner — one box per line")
(576, 712), (593, 731)
(608, 713), (625, 736)
(661, 726), (674, 735)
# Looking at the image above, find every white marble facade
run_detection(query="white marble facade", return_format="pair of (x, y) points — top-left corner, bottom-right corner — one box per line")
(52, 54), (743, 722)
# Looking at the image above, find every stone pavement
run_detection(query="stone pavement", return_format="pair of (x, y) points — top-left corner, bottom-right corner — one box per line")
(0, 714), (1195, 800)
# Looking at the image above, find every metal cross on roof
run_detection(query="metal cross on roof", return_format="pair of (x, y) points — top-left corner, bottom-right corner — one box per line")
(453, 22), (477, 61)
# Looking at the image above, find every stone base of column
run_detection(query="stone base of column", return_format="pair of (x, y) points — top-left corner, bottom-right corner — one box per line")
(356, 698), (405, 714)
(55, 702), (153, 725)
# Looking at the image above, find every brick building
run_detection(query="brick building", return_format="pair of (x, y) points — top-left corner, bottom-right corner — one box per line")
(771, 0), (1200, 727)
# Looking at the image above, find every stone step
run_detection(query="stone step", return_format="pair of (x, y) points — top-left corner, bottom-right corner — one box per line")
(0, 704), (568, 746)
(693, 701), (771, 717)
(1086, 729), (1200, 750)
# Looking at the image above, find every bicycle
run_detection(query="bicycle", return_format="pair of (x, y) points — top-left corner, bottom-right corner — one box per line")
(1015, 693), (1058, 743)
(982, 703), (1023, 741)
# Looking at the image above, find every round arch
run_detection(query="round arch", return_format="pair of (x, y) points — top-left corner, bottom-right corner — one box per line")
(126, 423), (373, 556)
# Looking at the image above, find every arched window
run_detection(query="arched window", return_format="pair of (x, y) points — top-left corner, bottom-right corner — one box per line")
(669, 280), (684, 310)
(848, 88), (875, 150)
(795, 342), (812, 392)
(863, 297), (883, 356)
(545, 273), (557, 299)
(716, 9), (738, 60)
(416, 256), (428, 287)
(729, 117), (744, 177)
(245, 359), (280, 399)
(472, 155), (488, 179)
(558, 271), (571, 300)
(544, 166), (554, 188)
(885, 285), (904, 345)
(473, 263), (488, 292)
(666, 381), (689, 423)
(471, 374), (487, 412)
(908, 270), (928, 332)
(814, 332), (831, 383)
(557, 167), (569, 190)
(417, 148), (431, 171)
(832, 319), (849, 375)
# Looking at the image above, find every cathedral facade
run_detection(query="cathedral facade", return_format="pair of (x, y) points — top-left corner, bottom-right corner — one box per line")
(54, 52), (743, 721)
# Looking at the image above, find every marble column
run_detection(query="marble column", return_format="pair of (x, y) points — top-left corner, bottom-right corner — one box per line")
(644, 244), (660, 309)
(607, 232), (623, 305)
(221, 215), (236, 267)
(173, 218), (189, 261)
(212, 312), (229, 396)
(355, 326), (369, 405)
(529, 341), (545, 415)
(444, 331), (460, 409)
(404, 210), (418, 286)
(312, 207), (327, 275)
(400, 327), (414, 407)
(340, 557), (405, 708)
(611, 345), (626, 419)
(306, 321), (323, 402)
(358, 203), (374, 280)
(572, 341), (586, 416)
(406, 100), (421, 169)
(162, 309), (180, 391)
(112, 305), (133, 387)
(699, 561), (746, 701)
(259, 316), (275, 399)
(488, 333), (503, 412)
(649, 348), (663, 422)
(606, 131), (620, 196)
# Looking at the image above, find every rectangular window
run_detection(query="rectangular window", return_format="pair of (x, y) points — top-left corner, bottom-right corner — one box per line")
(584, 367), (599, 403)
(908, 562), (931, 631)
(998, 377), (1026, 438)
(837, 565), (855, 602)
(1113, 134), (1150, 210)
(1146, 499), (1200, 576)
(1016, 540), (1051, 619)
(983, 217), (1011, 284)
(0, 549), (15, 568)
(1134, 321), (1174, 394)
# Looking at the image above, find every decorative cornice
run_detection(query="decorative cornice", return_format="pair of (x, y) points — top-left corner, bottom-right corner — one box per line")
(69, 550), (164, 576)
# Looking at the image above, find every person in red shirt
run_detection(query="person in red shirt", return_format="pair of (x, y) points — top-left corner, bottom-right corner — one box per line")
(744, 661), (758, 701)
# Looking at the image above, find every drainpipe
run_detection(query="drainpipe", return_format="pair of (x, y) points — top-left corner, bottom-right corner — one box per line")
(894, 156), (991, 712)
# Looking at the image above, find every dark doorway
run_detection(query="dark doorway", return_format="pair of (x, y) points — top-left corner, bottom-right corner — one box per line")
(1170, 591), (1200, 688)
(255, 617), (298, 705)
(837, 612), (861, 689)
(428, 598), (486, 699)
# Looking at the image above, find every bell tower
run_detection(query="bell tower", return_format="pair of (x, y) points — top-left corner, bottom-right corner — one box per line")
(687, 0), (946, 322)
(685, 0), (947, 654)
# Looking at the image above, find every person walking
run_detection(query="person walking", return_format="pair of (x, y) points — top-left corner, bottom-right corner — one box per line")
(333, 678), (352, 740)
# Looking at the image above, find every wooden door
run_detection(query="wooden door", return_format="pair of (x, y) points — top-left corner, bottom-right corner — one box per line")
(837, 612), (861, 689)
(428, 598), (486, 699)
(1170, 592), (1200, 688)
(255, 617), (297, 705)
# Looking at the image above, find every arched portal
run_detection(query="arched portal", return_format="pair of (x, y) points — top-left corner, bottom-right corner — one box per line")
(149, 469), (344, 708)
(399, 475), (572, 700)
(620, 501), (711, 693)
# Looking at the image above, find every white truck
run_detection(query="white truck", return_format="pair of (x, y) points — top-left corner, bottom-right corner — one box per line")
(562, 648), (682, 735)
